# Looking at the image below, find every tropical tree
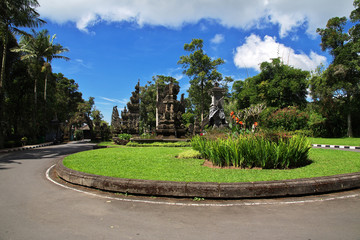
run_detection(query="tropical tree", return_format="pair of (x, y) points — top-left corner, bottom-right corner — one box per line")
(0, 0), (44, 93)
(178, 39), (225, 121)
(41, 32), (69, 102)
(315, 1), (360, 137)
(233, 58), (309, 110)
(13, 29), (69, 105)
(0, 0), (44, 147)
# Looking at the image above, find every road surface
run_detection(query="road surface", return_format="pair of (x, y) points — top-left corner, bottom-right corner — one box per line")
(1, 142), (360, 240)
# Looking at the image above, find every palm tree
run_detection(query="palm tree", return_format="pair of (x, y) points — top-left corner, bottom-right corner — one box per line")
(12, 29), (69, 105)
(0, 0), (44, 147)
(41, 32), (70, 101)
(0, 0), (44, 95)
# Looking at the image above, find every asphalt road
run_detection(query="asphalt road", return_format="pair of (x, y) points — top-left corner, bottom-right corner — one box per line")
(1, 142), (360, 240)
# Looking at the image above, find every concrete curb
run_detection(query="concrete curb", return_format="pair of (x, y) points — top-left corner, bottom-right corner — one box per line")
(0, 142), (54, 153)
(312, 144), (360, 150)
(55, 159), (360, 199)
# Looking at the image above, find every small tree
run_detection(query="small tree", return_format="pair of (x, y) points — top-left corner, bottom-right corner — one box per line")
(178, 39), (225, 121)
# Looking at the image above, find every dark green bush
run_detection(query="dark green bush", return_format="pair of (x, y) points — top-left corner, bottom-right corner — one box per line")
(191, 134), (311, 169)
(266, 106), (309, 131)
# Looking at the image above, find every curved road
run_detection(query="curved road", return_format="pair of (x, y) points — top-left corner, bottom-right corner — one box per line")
(1, 142), (360, 240)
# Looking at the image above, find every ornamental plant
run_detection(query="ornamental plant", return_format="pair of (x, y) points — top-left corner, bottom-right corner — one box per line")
(191, 134), (311, 169)
(229, 111), (257, 136)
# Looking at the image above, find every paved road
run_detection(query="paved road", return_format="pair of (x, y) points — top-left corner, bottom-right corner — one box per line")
(1, 142), (360, 240)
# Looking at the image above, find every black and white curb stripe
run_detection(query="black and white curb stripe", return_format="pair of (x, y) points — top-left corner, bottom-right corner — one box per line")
(0, 142), (54, 153)
(312, 144), (360, 150)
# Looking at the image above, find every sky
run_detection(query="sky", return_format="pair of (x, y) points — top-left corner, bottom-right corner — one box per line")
(35, 0), (355, 123)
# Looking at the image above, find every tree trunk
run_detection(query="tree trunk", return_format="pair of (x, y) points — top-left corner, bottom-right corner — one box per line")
(44, 72), (47, 101)
(200, 78), (204, 122)
(347, 111), (353, 138)
(0, 30), (9, 148)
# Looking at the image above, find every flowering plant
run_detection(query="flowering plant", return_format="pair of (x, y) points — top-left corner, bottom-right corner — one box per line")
(229, 111), (259, 136)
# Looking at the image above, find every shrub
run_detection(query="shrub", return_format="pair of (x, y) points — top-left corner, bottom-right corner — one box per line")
(117, 133), (132, 141)
(266, 106), (309, 131)
(191, 134), (311, 169)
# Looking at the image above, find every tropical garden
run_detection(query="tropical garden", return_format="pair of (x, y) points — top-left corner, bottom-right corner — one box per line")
(1, 0), (360, 183)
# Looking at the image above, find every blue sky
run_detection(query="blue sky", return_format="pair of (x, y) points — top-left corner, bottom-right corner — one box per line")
(36, 0), (354, 123)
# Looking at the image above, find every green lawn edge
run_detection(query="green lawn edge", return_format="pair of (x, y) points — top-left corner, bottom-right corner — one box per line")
(308, 137), (360, 146)
(63, 147), (360, 183)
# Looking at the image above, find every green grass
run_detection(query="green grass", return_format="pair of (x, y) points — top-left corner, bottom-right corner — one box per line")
(308, 137), (360, 146)
(63, 147), (360, 183)
(126, 141), (191, 147)
(96, 141), (124, 147)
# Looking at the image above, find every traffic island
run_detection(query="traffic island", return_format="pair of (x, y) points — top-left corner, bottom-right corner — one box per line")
(55, 158), (360, 199)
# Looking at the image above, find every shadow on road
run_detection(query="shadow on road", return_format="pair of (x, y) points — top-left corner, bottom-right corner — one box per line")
(0, 142), (95, 170)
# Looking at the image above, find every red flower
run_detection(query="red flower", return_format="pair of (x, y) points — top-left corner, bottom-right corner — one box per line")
(254, 122), (258, 126)
(232, 115), (236, 120)
(230, 111), (234, 116)
(239, 121), (243, 125)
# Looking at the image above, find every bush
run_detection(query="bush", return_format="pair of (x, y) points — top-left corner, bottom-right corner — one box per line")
(266, 106), (309, 131)
(117, 133), (132, 141)
(191, 134), (311, 169)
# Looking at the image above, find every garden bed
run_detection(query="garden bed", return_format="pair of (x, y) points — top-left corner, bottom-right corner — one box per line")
(63, 147), (360, 183)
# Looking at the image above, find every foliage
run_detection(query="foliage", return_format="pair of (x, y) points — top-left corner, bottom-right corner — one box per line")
(178, 38), (226, 120)
(314, 3), (360, 137)
(191, 134), (311, 169)
(117, 133), (132, 141)
(63, 147), (360, 183)
(265, 106), (309, 131)
(74, 129), (83, 140)
(232, 58), (309, 110)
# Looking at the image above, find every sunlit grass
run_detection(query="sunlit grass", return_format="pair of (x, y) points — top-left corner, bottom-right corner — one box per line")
(308, 137), (360, 146)
(63, 147), (360, 183)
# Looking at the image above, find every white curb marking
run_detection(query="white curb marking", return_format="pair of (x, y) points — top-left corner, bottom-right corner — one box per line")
(46, 164), (359, 207)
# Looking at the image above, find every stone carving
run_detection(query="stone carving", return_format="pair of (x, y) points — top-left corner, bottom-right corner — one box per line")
(117, 81), (140, 134)
(204, 83), (228, 128)
(156, 82), (186, 137)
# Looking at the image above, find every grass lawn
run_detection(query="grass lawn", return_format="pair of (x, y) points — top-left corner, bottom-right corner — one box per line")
(63, 147), (360, 183)
(308, 137), (360, 146)
(95, 141), (123, 147)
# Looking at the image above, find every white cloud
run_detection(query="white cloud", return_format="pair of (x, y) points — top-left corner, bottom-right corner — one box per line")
(99, 97), (127, 105)
(38, 0), (353, 36)
(211, 34), (225, 44)
(233, 34), (327, 71)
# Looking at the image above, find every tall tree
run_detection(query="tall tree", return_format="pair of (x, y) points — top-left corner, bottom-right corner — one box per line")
(41, 31), (69, 101)
(178, 39), (224, 121)
(315, 1), (360, 137)
(13, 29), (69, 105)
(0, 0), (44, 147)
(0, 0), (44, 93)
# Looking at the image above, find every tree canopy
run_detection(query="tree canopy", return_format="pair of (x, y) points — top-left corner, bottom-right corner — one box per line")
(178, 39), (225, 121)
(233, 58), (309, 110)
